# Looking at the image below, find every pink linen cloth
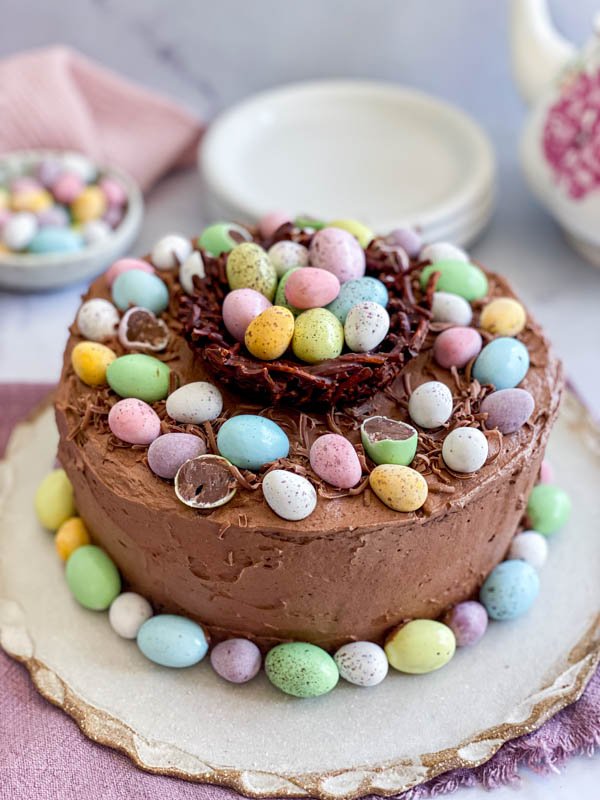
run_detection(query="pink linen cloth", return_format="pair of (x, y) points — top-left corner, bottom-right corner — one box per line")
(0, 47), (203, 191)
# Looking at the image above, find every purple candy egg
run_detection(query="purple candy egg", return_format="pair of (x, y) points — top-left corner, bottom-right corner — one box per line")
(148, 433), (207, 479)
(309, 227), (366, 283)
(385, 227), (423, 257)
(443, 600), (488, 647)
(37, 205), (70, 228)
(480, 388), (535, 434)
(433, 326), (482, 369)
(210, 638), (262, 683)
(37, 158), (64, 188)
(103, 204), (125, 228)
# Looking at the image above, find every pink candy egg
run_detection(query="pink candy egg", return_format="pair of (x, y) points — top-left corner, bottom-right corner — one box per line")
(11, 176), (41, 194)
(309, 227), (366, 283)
(99, 177), (127, 207)
(108, 398), (161, 445)
(309, 433), (362, 489)
(105, 258), (155, 287)
(443, 601), (488, 647)
(540, 459), (554, 484)
(222, 288), (272, 342)
(51, 171), (84, 204)
(285, 267), (340, 310)
(259, 210), (290, 239)
(433, 326), (482, 369)
(0, 208), (11, 230)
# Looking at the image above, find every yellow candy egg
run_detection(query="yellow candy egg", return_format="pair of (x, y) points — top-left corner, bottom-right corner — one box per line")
(226, 242), (277, 301)
(369, 464), (428, 512)
(34, 469), (75, 531)
(480, 297), (526, 337)
(71, 185), (107, 223)
(292, 308), (344, 364)
(0, 188), (9, 208)
(330, 218), (374, 249)
(245, 306), (294, 360)
(55, 516), (91, 561)
(385, 619), (456, 673)
(11, 188), (53, 213)
(71, 341), (117, 386)
(0, 242), (11, 254)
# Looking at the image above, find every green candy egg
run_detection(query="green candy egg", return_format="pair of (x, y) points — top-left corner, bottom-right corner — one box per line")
(293, 215), (327, 231)
(107, 354), (171, 402)
(527, 484), (571, 535)
(226, 242), (277, 301)
(420, 260), (488, 302)
(361, 416), (418, 466)
(65, 545), (121, 610)
(34, 469), (75, 531)
(198, 222), (252, 256)
(385, 619), (456, 674)
(274, 267), (302, 315)
(265, 642), (339, 697)
(292, 308), (344, 364)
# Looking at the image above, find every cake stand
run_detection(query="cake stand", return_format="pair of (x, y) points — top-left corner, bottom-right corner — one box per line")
(1, 389), (599, 799)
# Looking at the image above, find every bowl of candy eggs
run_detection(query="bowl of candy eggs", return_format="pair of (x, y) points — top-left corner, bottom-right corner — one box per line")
(0, 150), (143, 291)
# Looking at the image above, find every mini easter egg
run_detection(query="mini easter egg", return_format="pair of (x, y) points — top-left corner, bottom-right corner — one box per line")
(137, 614), (208, 667)
(175, 454), (237, 509)
(222, 288), (272, 341)
(36, 205), (69, 228)
(37, 157), (63, 188)
(292, 308), (344, 363)
(148, 433), (207, 479)
(103, 205), (124, 228)
(71, 185), (107, 223)
(330, 218), (374, 248)
(442, 601), (488, 647)
(527, 484), (571, 535)
(481, 388), (534, 434)
(166, 381), (223, 424)
(179, 251), (205, 294)
(309, 434), (362, 489)
(369, 464), (428, 512)
(34, 469), (75, 531)
(111, 269), (169, 315)
(55, 517), (91, 561)
(51, 172), (84, 204)
(11, 188), (53, 214)
(198, 222), (253, 256)
(106, 354), (170, 402)
(326, 276), (389, 324)
(61, 153), (96, 182)
(472, 337), (530, 390)
(28, 226), (84, 254)
(11, 176), (40, 194)
(385, 619), (456, 673)
(265, 642), (339, 697)
(65, 545), (121, 611)
(420, 260), (488, 302)
(99, 176), (127, 207)
(385, 227), (422, 257)
(509, 530), (549, 569)
(106, 258), (155, 287)
(118, 306), (169, 351)
(360, 416), (418, 466)
(217, 415), (289, 470)
(334, 641), (389, 687)
(258, 210), (291, 238)
(480, 559), (540, 620)
(540, 459), (553, 484)
(294, 215), (327, 231)
(274, 267), (302, 315)
(151, 233), (192, 269)
(408, 381), (453, 429)
(108, 398), (161, 445)
(442, 427), (488, 473)
(262, 470), (317, 521)
(210, 638), (262, 683)
(431, 290), (473, 326)
(480, 297), (526, 337)
(71, 341), (117, 386)
(309, 227), (366, 283)
(109, 592), (153, 639)
(77, 298), (120, 342)
(82, 219), (112, 245)
(344, 302), (390, 352)
(433, 326), (482, 369)
(267, 240), (310, 278)
(245, 306), (295, 360)
(420, 241), (469, 263)
(2, 211), (37, 250)
(226, 242), (277, 301)
(284, 267), (340, 310)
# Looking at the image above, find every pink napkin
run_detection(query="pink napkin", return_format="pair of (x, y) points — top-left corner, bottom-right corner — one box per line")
(0, 46), (203, 191)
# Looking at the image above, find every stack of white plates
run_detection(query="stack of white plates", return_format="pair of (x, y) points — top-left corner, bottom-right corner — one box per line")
(200, 81), (496, 247)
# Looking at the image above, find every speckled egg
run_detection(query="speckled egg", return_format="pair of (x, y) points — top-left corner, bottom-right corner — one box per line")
(526, 484), (571, 535)
(420, 242), (469, 263)
(210, 638), (262, 683)
(309, 227), (366, 283)
(284, 267), (340, 310)
(369, 464), (428, 512)
(55, 517), (91, 562)
(267, 240), (310, 278)
(540, 459), (554, 484)
(108, 398), (161, 445)
(480, 559), (540, 620)
(442, 601), (488, 647)
(442, 427), (488, 473)
(71, 185), (106, 223)
(309, 434), (362, 489)
(77, 298), (120, 342)
(329, 218), (374, 249)
(111, 269), (169, 315)
(292, 308), (344, 363)
(385, 227), (423, 257)
(179, 251), (205, 294)
(66, 545), (121, 611)
(508, 530), (549, 569)
(334, 641), (388, 687)
(175, 455), (237, 509)
(106, 258), (155, 287)
(217, 415), (289, 470)
(3, 211), (37, 250)
(258, 210), (291, 239)
(385, 620), (456, 673)
(147, 433), (207, 479)
(245, 306), (295, 360)
(137, 614), (208, 667)
(71, 341), (116, 386)
(34, 469), (75, 531)
(480, 388), (534, 434)
(433, 326), (482, 369)
(420, 260), (488, 302)
(28, 226), (84, 254)
(274, 267), (302, 315)
(118, 307), (169, 351)
(472, 337), (530, 390)
(360, 416), (418, 466)
(198, 222), (253, 256)
(326, 277), (389, 324)
(107, 354), (170, 402)
(265, 642), (339, 697)
(344, 301), (390, 353)
(222, 288), (272, 342)
(408, 381), (453, 429)
(226, 242), (277, 301)
(480, 297), (526, 337)
(109, 592), (153, 639)
(166, 381), (223, 424)
(151, 233), (192, 269)
(262, 470), (317, 520)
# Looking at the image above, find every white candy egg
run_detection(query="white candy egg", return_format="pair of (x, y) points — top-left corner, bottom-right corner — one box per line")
(442, 427), (488, 473)
(408, 381), (453, 428)
(267, 240), (310, 278)
(151, 233), (192, 269)
(77, 298), (120, 341)
(109, 592), (153, 639)
(61, 152), (97, 182)
(262, 469), (317, 521)
(334, 641), (389, 687)
(179, 250), (205, 294)
(509, 531), (548, 569)
(344, 301), (390, 352)
(82, 219), (112, 245)
(3, 212), (37, 250)
(431, 291), (473, 326)
(420, 242), (469, 263)
(166, 381), (223, 424)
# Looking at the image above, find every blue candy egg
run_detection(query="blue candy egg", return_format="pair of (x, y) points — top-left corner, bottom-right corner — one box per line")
(217, 414), (289, 470)
(28, 226), (84, 254)
(112, 269), (169, 315)
(472, 337), (529, 390)
(137, 614), (208, 667)
(479, 559), (540, 620)
(326, 277), (389, 323)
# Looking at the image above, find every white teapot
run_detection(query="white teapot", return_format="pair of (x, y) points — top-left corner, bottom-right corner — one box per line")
(511, 0), (600, 264)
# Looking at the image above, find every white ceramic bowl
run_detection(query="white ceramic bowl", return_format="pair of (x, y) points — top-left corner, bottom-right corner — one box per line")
(0, 150), (143, 291)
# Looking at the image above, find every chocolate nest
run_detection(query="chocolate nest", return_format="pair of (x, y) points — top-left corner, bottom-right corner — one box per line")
(177, 225), (431, 407)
